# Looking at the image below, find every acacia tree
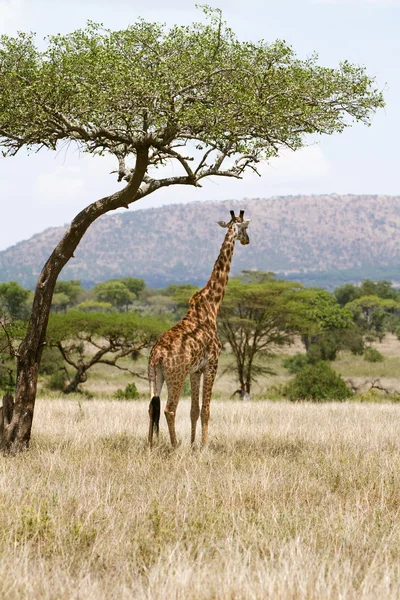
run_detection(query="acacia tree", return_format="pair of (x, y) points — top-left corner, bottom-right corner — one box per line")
(0, 7), (384, 451)
(218, 275), (309, 398)
(45, 311), (166, 394)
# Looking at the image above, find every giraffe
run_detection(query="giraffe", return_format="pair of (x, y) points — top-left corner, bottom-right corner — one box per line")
(148, 209), (251, 448)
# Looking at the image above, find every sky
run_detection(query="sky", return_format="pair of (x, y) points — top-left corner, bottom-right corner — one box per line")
(0, 0), (399, 251)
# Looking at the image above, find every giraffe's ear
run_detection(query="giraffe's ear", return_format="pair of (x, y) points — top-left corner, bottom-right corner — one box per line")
(217, 221), (229, 228)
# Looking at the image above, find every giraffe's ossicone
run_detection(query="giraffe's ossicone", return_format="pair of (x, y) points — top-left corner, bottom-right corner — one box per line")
(148, 210), (251, 448)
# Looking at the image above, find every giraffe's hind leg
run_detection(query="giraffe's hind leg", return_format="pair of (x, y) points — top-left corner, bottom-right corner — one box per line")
(190, 371), (202, 445)
(164, 373), (186, 448)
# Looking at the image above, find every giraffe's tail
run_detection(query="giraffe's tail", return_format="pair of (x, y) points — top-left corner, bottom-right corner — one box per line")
(148, 354), (163, 448)
(149, 396), (160, 435)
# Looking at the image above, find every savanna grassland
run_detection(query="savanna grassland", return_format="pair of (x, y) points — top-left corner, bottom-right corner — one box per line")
(2, 337), (400, 599)
(1, 398), (400, 599)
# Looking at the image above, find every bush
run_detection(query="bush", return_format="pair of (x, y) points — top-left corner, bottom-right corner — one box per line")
(284, 361), (353, 402)
(47, 370), (68, 391)
(305, 328), (364, 364)
(363, 347), (384, 362)
(113, 382), (140, 400)
(39, 346), (64, 375)
(283, 353), (309, 374)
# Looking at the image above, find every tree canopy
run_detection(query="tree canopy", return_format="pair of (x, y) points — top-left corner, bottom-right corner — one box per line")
(0, 7), (383, 191)
(218, 275), (308, 395)
(46, 311), (167, 393)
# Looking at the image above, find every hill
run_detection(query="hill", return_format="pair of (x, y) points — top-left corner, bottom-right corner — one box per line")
(1, 194), (400, 289)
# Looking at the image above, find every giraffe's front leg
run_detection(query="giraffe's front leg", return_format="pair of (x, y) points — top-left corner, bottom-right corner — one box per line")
(201, 361), (218, 448)
(190, 371), (202, 445)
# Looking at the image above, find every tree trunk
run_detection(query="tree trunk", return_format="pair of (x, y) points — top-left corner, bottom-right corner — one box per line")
(63, 368), (87, 394)
(1, 148), (149, 453)
(0, 393), (14, 449)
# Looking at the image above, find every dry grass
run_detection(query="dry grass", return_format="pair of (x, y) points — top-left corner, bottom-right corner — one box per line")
(1, 399), (400, 599)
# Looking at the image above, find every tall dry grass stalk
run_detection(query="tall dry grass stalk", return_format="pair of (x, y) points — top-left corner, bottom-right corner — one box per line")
(1, 399), (400, 599)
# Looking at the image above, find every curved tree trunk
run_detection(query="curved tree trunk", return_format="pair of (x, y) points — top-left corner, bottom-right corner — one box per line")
(62, 368), (88, 394)
(1, 148), (149, 453)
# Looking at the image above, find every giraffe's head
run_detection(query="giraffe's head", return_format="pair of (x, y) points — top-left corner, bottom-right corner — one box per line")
(217, 210), (251, 245)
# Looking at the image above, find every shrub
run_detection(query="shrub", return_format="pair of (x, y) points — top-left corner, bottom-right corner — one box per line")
(113, 382), (140, 400)
(363, 347), (384, 362)
(39, 346), (64, 375)
(283, 353), (309, 374)
(284, 361), (353, 402)
(265, 384), (286, 400)
(47, 370), (68, 391)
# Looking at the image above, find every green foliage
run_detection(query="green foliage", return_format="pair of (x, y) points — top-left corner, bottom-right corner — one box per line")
(163, 284), (200, 316)
(39, 346), (65, 376)
(0, 8), (383, 167)
(45, 311), (167, 393)
(364, 347), (384, 363)
(113, 382), (140, 400)
(47, 311), (166, 345)
(218, 274), (308, 392)
(283, 353), (309, 374)
(300, 289), (354, 334)
(54, 280), (83, 305)
(334, 283), (362, 307)
(0, 317), (26, 392)
(182, 378), (191, 397)
(306, 328), (364, 363)
(93, 281), (134, 310)
(346, 294), (400, 339)
(47, 370), (68, 391)
(121, 278), (146, 297)
(284, 362), (353, 402)
(75, 300), (113, 312)
(0, 357), (15, 393)
(0, 281), (29, 319)
(51, 292), (70, 313)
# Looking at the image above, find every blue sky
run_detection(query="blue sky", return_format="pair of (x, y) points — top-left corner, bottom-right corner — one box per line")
(0, 0), (398, 250)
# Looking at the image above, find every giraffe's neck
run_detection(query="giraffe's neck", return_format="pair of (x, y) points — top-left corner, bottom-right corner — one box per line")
(191, 226), (236, 320)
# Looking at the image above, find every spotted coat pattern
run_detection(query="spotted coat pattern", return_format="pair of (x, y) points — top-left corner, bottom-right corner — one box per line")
(148, 215), (250, 448)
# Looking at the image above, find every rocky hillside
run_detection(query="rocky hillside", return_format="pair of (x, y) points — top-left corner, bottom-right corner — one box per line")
(1, 195), (400, 289)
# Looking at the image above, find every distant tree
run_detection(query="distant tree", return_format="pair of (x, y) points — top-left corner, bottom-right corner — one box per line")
(346, 295), (399, 341)
(120, 277), (146, 297)
(54, 280), (83, 306)
(46, 311), (167, 394)
(218, 275), (309, 398)
(299, 288), (354, 353)
(75, 300), (113, 312)
(335, 280), (399, 308)
(0, 282), (29, 320)
(334, 283), (361, 308)
(163, 284), (200, 317)
(93, 281), (135, 311)
(51, 292), (70, 314)
(0, 7), (384, 450)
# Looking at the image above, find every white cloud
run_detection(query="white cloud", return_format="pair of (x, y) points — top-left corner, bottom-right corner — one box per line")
(263, 145), (330, 179)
